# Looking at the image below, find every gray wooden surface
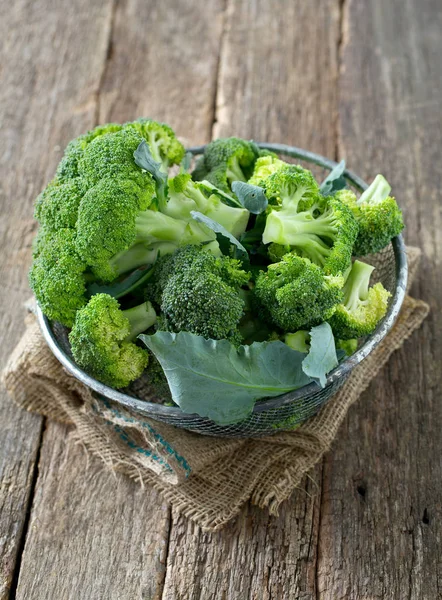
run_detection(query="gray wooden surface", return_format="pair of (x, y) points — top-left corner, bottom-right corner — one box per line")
(0, 0), (441, 598)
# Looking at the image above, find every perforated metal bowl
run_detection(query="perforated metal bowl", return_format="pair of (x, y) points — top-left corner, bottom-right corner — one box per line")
(37, 144), (408, 437)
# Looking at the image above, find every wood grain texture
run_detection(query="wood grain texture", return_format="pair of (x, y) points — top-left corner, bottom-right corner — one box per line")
(161, 1), (341, 598)
(316, 0), (442, 598)
(13, 0), (226, 598)
(0, 0), (114, 596)
(97, 0), (226, 145)
(16, 422), (171, 600)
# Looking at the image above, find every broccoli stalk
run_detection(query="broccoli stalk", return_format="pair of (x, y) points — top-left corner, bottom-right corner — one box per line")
(69, 294), (156, 388)
(329, 260), (391, 339)
(166, 173), (250, 238)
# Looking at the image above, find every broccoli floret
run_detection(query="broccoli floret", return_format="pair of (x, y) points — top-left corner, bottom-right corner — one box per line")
(262, 169), (358, 275)
(192, 137), (260, 193)
(254, 253), (344, 331)
(263, 165), (320, 210)
(29, 228), (88, 326)
(75, 178), (215, 281)
(69, 293), (155, 388)
(125, 118), (185, 170)
(146, 245), (250, 343)
(329, 260), (391, 339)
(336, 175), (404, 255)
(166, 173), (250, 238)
(284, 331), (310, 353)
(267, 242), (291, 263)
(78, 129), (155, 207)
(34, 178), (84, 232)
(55, 123), (123, 183)
(248, 155), (288, 186)
(336, 338), (358, 356)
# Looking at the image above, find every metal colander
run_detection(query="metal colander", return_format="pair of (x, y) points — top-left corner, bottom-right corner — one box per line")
(37, 144), (408, 438)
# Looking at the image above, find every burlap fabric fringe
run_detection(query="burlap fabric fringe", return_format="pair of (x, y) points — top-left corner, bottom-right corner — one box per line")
(1, 247), (429, 531)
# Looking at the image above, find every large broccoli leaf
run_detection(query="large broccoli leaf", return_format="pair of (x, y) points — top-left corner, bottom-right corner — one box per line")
(139, 331), (312, 425)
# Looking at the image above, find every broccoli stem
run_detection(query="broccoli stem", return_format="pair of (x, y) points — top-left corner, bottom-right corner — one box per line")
(135, 210), (187, 243)
(358, 174), (391, 205)
(110, 242), (177, 275)
(124, 301), (157, 341)
(342, 260), (375, 311)
(226, 157), (247, 184)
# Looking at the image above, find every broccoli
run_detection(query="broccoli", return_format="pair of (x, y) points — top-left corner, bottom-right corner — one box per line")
(124, 118), (185, 170)
(336, 338), (358, 356)
(262, 167), (358, 275)
(267, 242), (291, 263)
(29, 228), (88, 326)
(335, 175), (404, 255)
(166, 173), (250, 238)
(75, 177), (215, 281)
(146, 245), (250, 343)
(55, 119), (184, 185)
(192, 137), (260, 193)
(55, 123), (123, 183)
(78, 129), (156, 207)
(34, 178), (85, 233)
(248, 155), (288, 187)
(329, 260), (391, 339)
(284, 330), (310, 353)
(254, 253), (344, 331)
(69, 293), (155, 388)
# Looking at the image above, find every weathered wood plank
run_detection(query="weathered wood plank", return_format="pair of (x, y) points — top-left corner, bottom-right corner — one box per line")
(16, 422), (171, 600)
(14, 1), (225, 598)
(0, 0), (114, 596)
(316, 0), (442, 598)
(161, 1), (341, 598)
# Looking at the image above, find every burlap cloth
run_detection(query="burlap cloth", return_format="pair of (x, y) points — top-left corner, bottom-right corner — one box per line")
(1, 247), (429, 531)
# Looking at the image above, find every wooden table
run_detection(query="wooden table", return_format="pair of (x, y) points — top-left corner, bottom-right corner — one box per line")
(1, 0), (441, 598)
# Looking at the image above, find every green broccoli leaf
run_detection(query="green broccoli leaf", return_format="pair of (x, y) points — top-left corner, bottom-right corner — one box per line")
(87, 265), (155, 300)
(301, 322), (338, 387)
(320, 160), (347, 196)
(199, 180), (243, 208)
(139, 331), (312, 425)
(134, 140), (167, 204)
(231, 181), (268, 214)
(190, 210), (249, 264)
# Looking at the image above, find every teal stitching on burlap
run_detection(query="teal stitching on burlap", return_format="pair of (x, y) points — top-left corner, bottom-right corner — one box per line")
(93, 396), (191, 477)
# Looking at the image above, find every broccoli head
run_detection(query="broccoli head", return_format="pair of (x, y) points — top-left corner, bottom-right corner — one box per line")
(192, 137), (260, 193)
(55, 123), (123, 183)
(167, 173), (250, 238)
(29, 228), (88, 326)
(254, 253), (344, 331)
(248, 155), (288, 187)
(329, 260), (391, 339)
(146, 245), (250, 343)
(34, 178), (84, 232)
(69, 293), (156, 388)
(125, 118), (185, 170)
(78, 129), (155, 207)
(335, 175), (404, 255)
(263, 164), (320, 211)
(74, 177), (215, 282)
(262, 168), (358, 275)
